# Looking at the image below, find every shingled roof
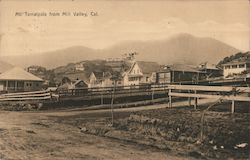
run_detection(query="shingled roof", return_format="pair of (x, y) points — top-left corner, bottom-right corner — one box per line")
(0, 67), (43, 81)
(136, 61), (160, 74)
(0, 60), (14, 74)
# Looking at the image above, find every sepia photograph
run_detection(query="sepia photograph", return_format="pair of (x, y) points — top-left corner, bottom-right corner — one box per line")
(0, 0), (249, 159)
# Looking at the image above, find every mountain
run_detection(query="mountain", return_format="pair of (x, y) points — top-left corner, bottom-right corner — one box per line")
(1, 46), (100, 69)
(1, 33), (240, 69)
(104, 33), (240, 65)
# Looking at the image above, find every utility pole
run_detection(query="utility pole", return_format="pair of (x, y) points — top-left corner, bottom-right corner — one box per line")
(110, 75), (118, 126)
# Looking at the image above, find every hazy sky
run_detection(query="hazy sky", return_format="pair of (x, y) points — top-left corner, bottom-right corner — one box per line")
(0, 0), (249, 56)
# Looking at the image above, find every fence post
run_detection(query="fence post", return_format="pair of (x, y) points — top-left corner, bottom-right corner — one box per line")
(50, 91), (53, 100)
(151, 90), (154, 101)
(194, 90), (197, 110)
(168, 89), (172, 108)
(188, 90), (191, 106)
(231, 100), (235, 113)
(101, 93), (103, 105)
(231, 87), (236, 113)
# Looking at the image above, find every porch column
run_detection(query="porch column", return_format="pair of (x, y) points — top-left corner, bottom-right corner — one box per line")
(6, 80), (8, 91)
(15, 81), (17, 91)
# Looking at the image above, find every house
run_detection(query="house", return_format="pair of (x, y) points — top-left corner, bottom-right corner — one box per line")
(87, 60), (131, 88)
(27, 65), (47, 80)
(156, 64), (206, 84)
(55, 72), (90, 86)
(123, 61), (160, 87)
(198, 62), (223, 78)
(222, 59), (250, 78)
(74, 63), (85, 71)
(0, 67), (43, 92)
(89, 71), (123, 88)
(57, 79), (88, 90)
(57, 79), (88, 96)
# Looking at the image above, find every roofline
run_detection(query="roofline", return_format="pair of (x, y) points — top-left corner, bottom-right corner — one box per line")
(170, 69), (205, 73)
(0, 79), (43, 82)
(221, 61), (250, 66)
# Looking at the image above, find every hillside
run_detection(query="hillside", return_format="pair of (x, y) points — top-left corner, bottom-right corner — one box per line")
(217, 51), (250, 66)
(1, 33), (240, 69)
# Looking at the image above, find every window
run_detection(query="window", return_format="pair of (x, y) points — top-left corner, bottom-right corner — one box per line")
(26, 83), (32, 87)
(246, 63), (250, 68)
(232, 65), (237, 69)
(239, 64), (245, 68)
(225, 66), (230, 69)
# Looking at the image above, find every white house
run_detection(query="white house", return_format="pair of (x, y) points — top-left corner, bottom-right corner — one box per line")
(74, 63), (85, 71)
(123, 61), (160, 87)
(89, 71), (123, 88)
(222, 59), (250, 78)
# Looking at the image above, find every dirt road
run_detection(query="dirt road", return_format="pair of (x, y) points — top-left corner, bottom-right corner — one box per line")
(0, 100), (248, 160)
(0, 109), (185, 160)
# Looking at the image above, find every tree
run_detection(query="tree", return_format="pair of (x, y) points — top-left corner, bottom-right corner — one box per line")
(61, 77), (71, 85)
(109, 71), (121, 126)
(217, 51), (250, 67)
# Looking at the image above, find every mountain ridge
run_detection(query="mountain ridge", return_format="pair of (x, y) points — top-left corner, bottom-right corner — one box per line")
(1, 33), (240, 69)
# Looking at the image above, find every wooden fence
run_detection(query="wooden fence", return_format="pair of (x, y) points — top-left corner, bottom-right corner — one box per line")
(1, 84), (250, 113)
(58, 83), (168, 101)
(0, 90), (53, 102)
(168, 85), (250, 113)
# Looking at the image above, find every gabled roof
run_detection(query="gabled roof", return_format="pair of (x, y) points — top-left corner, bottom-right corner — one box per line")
(136, 61), (160, 74)
(199, 62), (220, 70)
(106, 61), (132, 73)
(60, 72), (91, 84)
(58, 80), (88, 90)
(72, 79), (88, 87)
(0, 60), (14, 74)
(92, 71), (112, 80)
(0, 67), (43, 81)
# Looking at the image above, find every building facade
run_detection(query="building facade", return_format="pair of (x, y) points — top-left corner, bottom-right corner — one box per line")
(155, 64), (206, 84)
(0, 67), (44, 93)
(123, 61), (160, 87)
(222, 60), (250, 78)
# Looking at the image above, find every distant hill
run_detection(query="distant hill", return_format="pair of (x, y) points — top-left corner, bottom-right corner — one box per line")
(1, 33), (240, 69)
(1, 46), (100, 69)
(217, 51), (250, 66)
